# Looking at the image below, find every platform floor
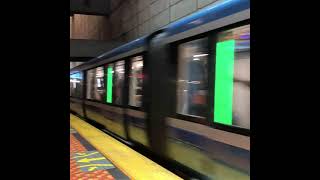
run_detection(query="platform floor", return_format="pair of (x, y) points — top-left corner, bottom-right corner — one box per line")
(70, 114), (182, 180)
(70, 127), (129, 180)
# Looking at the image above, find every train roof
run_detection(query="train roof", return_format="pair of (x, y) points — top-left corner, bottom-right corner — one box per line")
(165, 0), (249, 36)
(70, 0), (249, 74)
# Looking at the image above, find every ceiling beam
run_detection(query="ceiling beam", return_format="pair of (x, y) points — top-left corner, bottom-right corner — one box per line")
(70, 57), (93, 62)
(70, 0), (110, 16)
(70, 39), (123, 58)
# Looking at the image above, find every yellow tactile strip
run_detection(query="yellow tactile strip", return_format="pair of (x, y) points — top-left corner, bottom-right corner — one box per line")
(70, 114), (183, 180)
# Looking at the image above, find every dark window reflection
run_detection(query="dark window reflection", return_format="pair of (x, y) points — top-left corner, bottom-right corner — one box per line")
(129, 56), (143, 107)
(177, 38), (208, 118)
(86, 67), (105, 101)
(70, 72), (83, 98)
(113, 60), (125, 105)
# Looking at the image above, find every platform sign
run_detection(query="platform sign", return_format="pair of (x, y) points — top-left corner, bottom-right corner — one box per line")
(106, 66), (113, 103)
(214, 40), (235, 126)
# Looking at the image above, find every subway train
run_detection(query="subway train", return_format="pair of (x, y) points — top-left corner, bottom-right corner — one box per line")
(70, 0), (250, 179)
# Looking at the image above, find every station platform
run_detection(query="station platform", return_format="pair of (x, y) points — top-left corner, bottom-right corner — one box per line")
(70, 114), (182, 180)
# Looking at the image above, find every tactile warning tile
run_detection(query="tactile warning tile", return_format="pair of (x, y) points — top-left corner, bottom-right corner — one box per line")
(70, 128), (77, 134)
(72, 151), (115, 172)
(70, 128), (129, 180)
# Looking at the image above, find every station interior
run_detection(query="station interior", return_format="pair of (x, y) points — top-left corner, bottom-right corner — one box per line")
(70, 0), (250, 179)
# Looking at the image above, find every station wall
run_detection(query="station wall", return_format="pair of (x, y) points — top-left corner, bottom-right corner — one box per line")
(109, 0), (219, 42)
(70, 0), (219, 42)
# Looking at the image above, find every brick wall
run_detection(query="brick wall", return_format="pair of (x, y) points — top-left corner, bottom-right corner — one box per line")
(70, 14), (111, 41)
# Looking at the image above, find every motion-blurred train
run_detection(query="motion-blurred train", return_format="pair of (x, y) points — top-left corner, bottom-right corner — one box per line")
(70, 0), (250, 179)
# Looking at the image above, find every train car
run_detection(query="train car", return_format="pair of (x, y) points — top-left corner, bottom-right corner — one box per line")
(70, 0), (250, 179)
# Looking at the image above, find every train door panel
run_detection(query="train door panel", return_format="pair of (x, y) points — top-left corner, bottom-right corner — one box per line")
(125, 54), (150, 147)
(145, 33), (172, 155)
(164, 23), (250, 180)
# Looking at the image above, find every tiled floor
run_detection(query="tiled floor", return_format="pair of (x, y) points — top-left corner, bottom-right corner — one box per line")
(70, 128), (129, 180)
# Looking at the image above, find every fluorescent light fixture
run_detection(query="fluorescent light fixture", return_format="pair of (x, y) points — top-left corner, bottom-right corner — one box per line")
(193, 54), (208, 57)
(70, 79), (80, 83)
(188, 81), (201, 84)
(136, 63), (143, 68)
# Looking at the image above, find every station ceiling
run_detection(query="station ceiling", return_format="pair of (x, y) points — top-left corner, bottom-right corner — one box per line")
(70, 0), (110, 16)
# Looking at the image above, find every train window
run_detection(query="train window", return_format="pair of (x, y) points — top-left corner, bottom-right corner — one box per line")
(176, 38), (208, 118)
(70, 72), (83, 98)
(214, 24), (250, 130)
(86, 69), (95, 100)
(86, 67), (105, 101)
(129, 56), (143, 107)
(113, 60), (125, 105)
